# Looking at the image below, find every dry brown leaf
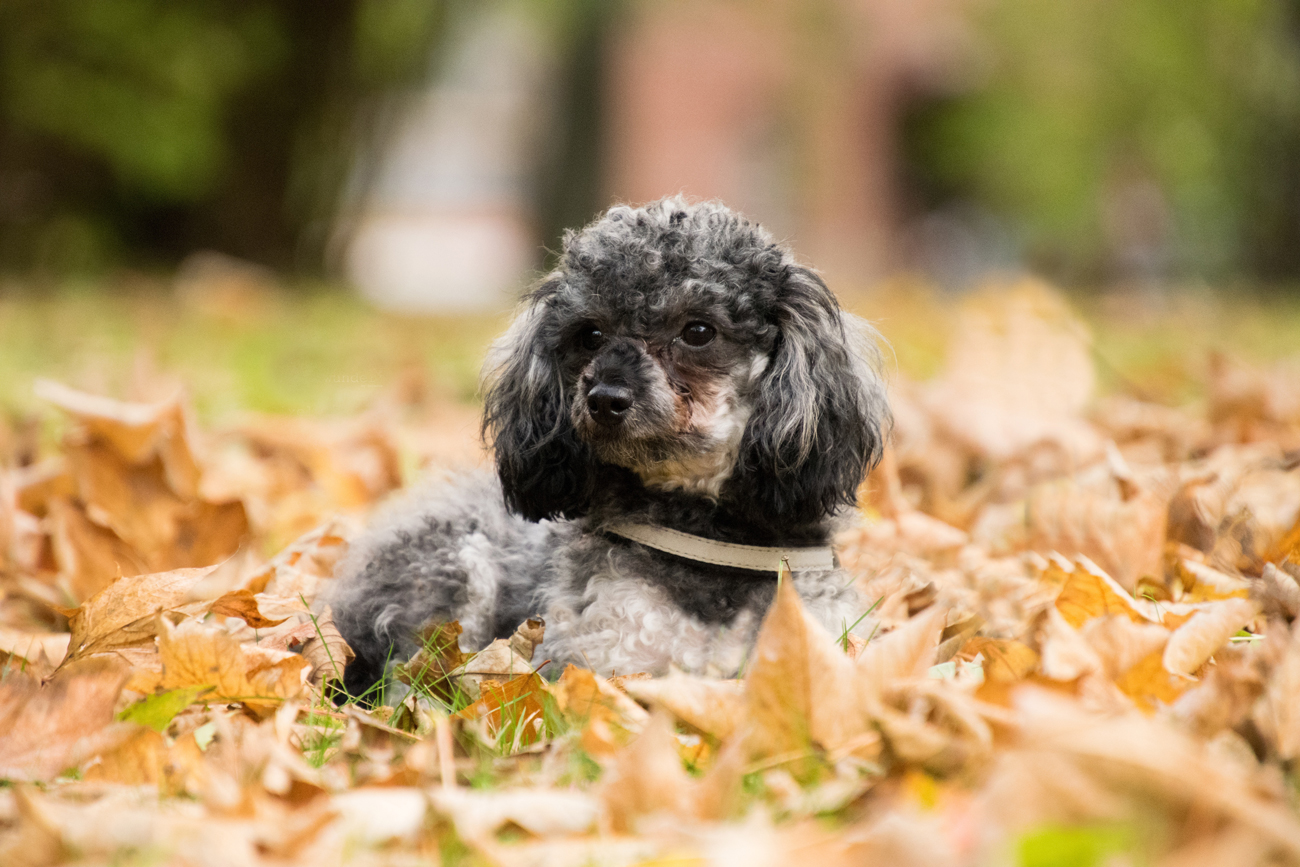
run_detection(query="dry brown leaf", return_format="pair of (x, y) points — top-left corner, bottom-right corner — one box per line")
(81, 726), (167, 785)
(1079, 615), (1171, 682)
(1013, 688), (1300, 855)
(1113, 647), (1189, 710)
(841, 509), (969, 564)
(64, 565), (216, 662)
(961, 637), (1039, 682)
(35, 379), (198, 485)
(64, 440), (248, 574)
(1255, 562), (1300, 619)
(452, 672), (549, 749)
(1053, 556), (1156, 628)
(922, 281), (1100, 465)
(455, 621), (545, 700)
(208, 588), (289, 628)
(1254, 622), (1300, 759)
(394, 620), (469, 704)
(431, 787), (598, 842)
(12, 458), (76, 517)
(0, 629), (70, 676)
(298, 605), (354, 687)
(1163, 597), (1260, 678)
(47, 497), (149, 602)
(599, 712), (696, 833)
(742, 574), (867, 764)
(621, 669), (744, 742)
(1179, 559), (1251, 602)
(0, 657), (130, 781)
(1038, 608), (1103, 681)
(856, 604), (948, 697)
(158, 616), (309, 702)
(547, 665), (648, 755)
(1026, 481), (1166, 592)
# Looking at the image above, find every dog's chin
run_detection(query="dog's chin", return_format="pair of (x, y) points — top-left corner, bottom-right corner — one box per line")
(577, 423), (741, 498)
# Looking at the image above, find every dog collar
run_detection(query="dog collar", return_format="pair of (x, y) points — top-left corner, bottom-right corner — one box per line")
(604, 522), (836, 572)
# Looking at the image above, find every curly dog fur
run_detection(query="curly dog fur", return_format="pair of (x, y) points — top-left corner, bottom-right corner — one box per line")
(332, 198), (888, 696)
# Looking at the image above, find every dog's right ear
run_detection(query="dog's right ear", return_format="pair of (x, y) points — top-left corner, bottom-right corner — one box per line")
(481, 287), (593, 521)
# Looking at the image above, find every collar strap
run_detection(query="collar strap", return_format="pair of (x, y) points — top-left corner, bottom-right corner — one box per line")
(604, 522), (836, 572)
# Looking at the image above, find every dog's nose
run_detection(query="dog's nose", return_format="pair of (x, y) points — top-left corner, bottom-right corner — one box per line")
(586, 383), (633, 426)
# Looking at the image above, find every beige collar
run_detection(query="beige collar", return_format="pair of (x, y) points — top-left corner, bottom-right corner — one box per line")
(604, 522), (836, 572)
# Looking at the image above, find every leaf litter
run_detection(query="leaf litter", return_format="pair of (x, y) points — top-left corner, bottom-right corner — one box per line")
(6, 282), (1300, 864)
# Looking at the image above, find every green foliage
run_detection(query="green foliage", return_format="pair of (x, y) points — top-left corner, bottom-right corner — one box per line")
(353, 0), (445, 84)
(1016, 822), (1137, 867)
(908, 0), (1300, 280)
(1, 0), (283, 200)
(0, 0), (445, 273)
(118, 686), (212, 732)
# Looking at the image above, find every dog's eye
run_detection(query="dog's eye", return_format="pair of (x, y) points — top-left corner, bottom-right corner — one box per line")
(680, 322), (716, 347)
(579, 326), (604, 351)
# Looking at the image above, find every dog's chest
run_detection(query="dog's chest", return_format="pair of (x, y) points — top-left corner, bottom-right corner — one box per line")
(532, 535), (856, 677)
(537, 566), (761, 677)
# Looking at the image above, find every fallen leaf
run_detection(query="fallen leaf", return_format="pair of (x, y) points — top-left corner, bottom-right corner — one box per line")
(1163, 598), (1260, 678)
(622, 669), (744, 741)
(209, 588), (288, 628)
(599, 712), (696, 833)
(1080, 616), (1171, 681)
(117, 686), (212, 732)
(1254, 562), (1300, 619)
(47, 497), (149, 601)
(742, 574), (867, 766)
(856, 605), (948, 697)
(82, 726), (167, 784)
(158, 616), (309, 703)
(961, 637), (1038, 683)
(395, 620), (470, 704)
(1254, 623), (1300, 759)
(453, 672), (549, 750)
(1053, 556), (1156, 628)
(298, 605), (355, 687)
(0, 657), (130, 781)
(548, 664), (648, 755)
(0, 629), (70, 676)
(64, 565), (216, 662)
(431, 787), (598, 842)
(1026, 481), (1166, 592)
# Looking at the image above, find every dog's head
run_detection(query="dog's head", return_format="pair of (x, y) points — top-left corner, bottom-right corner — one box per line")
(482, 198), (888, 526)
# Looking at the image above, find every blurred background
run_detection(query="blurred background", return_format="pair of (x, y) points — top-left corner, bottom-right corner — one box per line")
(2, 0), (1300, 422)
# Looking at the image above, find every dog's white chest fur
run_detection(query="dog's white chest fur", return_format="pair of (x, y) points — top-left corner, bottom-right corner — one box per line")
(538, 571), (758, 676)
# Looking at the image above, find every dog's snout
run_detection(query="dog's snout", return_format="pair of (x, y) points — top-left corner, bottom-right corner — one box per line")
(586, 383), (633, 426)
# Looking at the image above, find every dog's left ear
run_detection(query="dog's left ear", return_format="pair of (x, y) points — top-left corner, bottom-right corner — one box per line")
(725, 264), (887, 525)
(482, 287), (594, 521)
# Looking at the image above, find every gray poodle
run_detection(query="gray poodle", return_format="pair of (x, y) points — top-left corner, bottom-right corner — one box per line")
(332, 198), (888, 697)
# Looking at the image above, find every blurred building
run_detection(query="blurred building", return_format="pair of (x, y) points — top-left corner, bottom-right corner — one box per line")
(343, 4), (559, 311)
(342, 0), (1300, 309)
(345, 0), (971, 310)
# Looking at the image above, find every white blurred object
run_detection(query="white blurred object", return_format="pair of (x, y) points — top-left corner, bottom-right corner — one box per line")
(349, 211), (533, 311)
(344, 3), (557, 312)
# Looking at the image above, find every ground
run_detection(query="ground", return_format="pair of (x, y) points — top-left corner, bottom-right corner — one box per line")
(3, 275), (1300, 866)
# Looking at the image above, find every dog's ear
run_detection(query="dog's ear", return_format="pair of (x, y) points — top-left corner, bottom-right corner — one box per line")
(482, 289), (593, 521)
(726, 264), (887, 525)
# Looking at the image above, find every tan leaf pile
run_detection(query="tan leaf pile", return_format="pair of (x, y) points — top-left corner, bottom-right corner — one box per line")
(8, 285), (1300, 866)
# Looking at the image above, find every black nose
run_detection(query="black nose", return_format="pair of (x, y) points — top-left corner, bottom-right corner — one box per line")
(586, 383), (633, 426)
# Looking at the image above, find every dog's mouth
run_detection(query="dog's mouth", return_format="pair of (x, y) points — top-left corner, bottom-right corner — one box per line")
(571, 373), (753, 496)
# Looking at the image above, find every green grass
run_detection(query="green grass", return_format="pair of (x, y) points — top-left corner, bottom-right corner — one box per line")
(6, 280), (1300, 439)
(0, 282), (506, 426)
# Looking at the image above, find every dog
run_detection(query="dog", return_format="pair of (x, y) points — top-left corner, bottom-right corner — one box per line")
(332, 198), (888, 698)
